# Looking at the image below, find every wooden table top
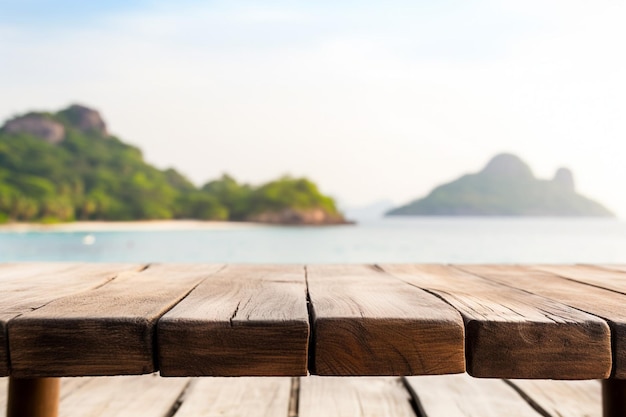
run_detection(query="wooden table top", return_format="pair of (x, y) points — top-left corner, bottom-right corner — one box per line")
(0, 263), (623, 379)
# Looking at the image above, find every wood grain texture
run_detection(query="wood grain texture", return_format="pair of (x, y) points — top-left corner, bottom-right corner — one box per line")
(307, 265), (465, 376)
(8, 264), (223, 377)
(59, 374), (189, 417)
(299, 377), (415, 417)
(533, 265), (626, 295)
(158, 265), (309, 376)
(174, 377), (291, 417)
(405, 374), (541, 417)
(459, 265), (626, 378)
(0, 375), (604, 417)
(381, 264), (611, 379)
(507, 379), (601, 417)
(0, 263), (144, 376)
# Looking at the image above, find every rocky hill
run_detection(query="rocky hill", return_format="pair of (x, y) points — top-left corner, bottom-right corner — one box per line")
(387, 153), (614, 217)
(0, 104), (346, 225)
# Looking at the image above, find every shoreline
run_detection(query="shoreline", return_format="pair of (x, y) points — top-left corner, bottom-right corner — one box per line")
(0, 220), (266, 233)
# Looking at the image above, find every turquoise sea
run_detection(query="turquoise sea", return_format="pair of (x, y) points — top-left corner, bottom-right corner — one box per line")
(1, 217), (625, 264)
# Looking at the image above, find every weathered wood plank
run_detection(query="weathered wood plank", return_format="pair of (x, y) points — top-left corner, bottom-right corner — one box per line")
(60, 377), (97, 400)
(381, 264), (611, 379)
(507, 379), (601, 417)
(0, 263), (72, 282)
(534, 265), (626, 295)
(459, 264), (626, 378)
(299, 377), (415, 417)
(597, 264), (626, 273)
(8, 264), (223, 377)
(307, 265), (465, 376)
(0, 376), (6, 413)
(0, 375), (603, 417)
(174, 377), (291, 417)
(59, 374), (189, 417)
(1, 376), (187, 417)
(0, 263), (144, 376)
(405, 374), (541, 417)
(158, 265), (309, 376)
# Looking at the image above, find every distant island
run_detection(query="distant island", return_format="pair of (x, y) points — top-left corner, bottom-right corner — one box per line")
(387, 153), (614, 217)
(0, 104), (347, 225)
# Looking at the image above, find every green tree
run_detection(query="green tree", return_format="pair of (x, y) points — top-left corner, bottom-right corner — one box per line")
(0, 106), (344, 223)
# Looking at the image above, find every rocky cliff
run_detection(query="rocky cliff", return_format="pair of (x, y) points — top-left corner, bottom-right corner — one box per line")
(2, 113), (66, 144)
(1, 104), (107, 144)
(58, 104), (108, 136)
(387, 153), (614, 217)
(247, 208), (350, 225)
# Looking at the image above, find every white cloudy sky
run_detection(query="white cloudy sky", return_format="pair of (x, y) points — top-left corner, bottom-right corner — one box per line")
(1, 0), (625, 215)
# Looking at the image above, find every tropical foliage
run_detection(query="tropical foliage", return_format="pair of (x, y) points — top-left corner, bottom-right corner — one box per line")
(0, 110), (340, 223)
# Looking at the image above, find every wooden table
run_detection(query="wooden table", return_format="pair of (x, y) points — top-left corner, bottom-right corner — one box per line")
(1, 263), (625, 417)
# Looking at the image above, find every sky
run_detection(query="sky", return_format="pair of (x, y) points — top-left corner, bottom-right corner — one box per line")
(1, 0), (626, 216)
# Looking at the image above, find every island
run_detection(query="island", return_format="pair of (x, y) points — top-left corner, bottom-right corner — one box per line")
(0, 104), (347, 225)
(387, 153), (614, 217)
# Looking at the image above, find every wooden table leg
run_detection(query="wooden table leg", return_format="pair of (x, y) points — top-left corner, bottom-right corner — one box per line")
(603, 379), (626, 417)
(7, 377), (60, 417)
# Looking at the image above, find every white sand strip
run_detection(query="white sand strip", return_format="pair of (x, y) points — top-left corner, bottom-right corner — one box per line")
(0, 220), (265, 233)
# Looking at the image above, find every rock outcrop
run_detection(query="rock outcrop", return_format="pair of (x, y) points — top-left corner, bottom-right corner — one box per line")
(553, 167), (575, 191)
(1, 104), (108, 144)
(247, 208), (349, 225)
(481, 153), (534, 179)
(59, 104), (108, 136)
(387, 153), (614, 217)
(2, 114), (66, 144)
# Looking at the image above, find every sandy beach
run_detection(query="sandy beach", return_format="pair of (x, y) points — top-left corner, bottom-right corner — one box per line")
(0, 220), (264, 233)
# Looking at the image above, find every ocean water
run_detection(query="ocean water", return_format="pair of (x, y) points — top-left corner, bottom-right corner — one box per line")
(1, 217), (625, 264)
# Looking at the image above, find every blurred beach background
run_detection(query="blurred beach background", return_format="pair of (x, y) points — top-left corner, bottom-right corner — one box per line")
(1, 1), (625, 264)
(1, 217), (625, 263)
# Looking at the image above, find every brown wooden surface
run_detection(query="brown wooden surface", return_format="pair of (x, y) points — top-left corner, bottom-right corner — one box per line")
(460, 265), (626, 378)
(533, 265), (626, 295)
(59, 374), (189, 417)
(175, 377), (292, 417)
(7, 377), (60, 417)
(0, 377), (6, 413)
(381, 264), (611, 379)
(598, 265), (626, 273)
(158, 265), (309, 377)
(0, 263), (622, 380)
(508, 379), (601, 417)
(0, 264), (144, 376)
(9, 264), (222, 377)
(299, 377), (415, 417)
(0, 375), (610, 417)
(306, 265), (465, 376)
(405, 374), (541, 417)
